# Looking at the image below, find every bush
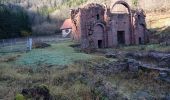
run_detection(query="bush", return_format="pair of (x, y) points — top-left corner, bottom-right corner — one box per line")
(32, 22), (58, 36)
(15, 94), (25, 100)
(132, 0), (138, 7)
(20, 30), (32, 37)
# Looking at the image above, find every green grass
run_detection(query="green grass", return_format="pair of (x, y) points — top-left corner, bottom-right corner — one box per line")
(0, 40), (104, 68)
(15, 41), (94, 66)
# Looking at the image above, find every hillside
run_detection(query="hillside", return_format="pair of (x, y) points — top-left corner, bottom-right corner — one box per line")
(146, 10), (170, 43)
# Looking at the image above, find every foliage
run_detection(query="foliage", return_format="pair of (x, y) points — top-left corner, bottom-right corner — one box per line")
(32, 22), (59, 36)
(37, 6), (51, 16)
(0, 4), (31, 39)
(15, 94), (25, 100)
(65, 0), (87, 7)
(132, 0), (138, 7)
(20, 30), (32, 37)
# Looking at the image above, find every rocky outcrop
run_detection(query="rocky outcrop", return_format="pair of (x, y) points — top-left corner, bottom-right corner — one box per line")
(127, 51), (170, 60)
(104, 50), (170, 73)
(159, 55), (170, 68)
(91, 79), (127, 99)
(91, 58), (141, 76)
(127, 59), (140, 72)
(91, 61), (128, 76)
(21, 85), (53, 100)
(126, 51), (170, 68)
(105, 52), (117, 58)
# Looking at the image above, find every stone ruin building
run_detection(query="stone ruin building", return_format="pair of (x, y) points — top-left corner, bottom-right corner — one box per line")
(70, 0), (149, 49)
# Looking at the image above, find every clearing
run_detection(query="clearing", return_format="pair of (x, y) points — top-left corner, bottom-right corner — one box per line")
(0, 40), (98, 67)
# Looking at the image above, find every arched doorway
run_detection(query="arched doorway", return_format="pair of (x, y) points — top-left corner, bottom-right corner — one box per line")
(92, 23), (105, 48)
(110, 1), (133, 45)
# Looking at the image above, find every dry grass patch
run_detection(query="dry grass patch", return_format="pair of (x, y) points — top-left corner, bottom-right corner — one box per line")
(0, 54), (21, 63)
(107, 70), (170, 99)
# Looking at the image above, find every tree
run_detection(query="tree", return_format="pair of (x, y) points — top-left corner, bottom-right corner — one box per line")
(0, 4), (31, 39)
(132, 0), (138, 7)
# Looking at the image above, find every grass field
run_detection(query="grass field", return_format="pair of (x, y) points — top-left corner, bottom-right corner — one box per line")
(0, 40), (170, 99)
(0, 40), (101, 99)
(15, 41), (94, 67)
(0, 41), (96, 67)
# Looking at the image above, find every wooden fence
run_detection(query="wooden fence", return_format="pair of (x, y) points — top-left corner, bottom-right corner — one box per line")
(0, 35), (70, 53)
(0, 38), (32, 53)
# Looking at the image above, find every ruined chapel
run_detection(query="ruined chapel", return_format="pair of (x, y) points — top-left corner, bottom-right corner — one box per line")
(70, 0), (149, 48)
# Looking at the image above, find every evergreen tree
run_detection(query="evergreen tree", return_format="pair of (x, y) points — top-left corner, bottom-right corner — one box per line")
(0, 4), (31, 39)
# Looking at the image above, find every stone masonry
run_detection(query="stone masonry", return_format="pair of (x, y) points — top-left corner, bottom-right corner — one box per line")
(70, 0), (149, 49)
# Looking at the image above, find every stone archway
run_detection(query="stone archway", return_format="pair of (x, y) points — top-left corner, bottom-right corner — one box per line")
(111, 1), (131, 14)
(110, 0), (134, 44)
(92, 23), (106, 48)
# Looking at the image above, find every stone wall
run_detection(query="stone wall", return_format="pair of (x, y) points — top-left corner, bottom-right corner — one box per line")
(71, 1), (149, 49)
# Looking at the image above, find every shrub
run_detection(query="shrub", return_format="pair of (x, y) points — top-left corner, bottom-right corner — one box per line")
(132, 0), (138, 7)
(15, 94), (25, 100)
(20, 30), (32, 37)
(32, 22), (58, 36)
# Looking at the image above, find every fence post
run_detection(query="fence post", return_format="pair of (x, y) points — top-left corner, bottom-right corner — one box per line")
(2, 39), (4, 47)
(10, 39), (12, 51)
(14, 38), (16, 45)
(27, 38), (32, 51)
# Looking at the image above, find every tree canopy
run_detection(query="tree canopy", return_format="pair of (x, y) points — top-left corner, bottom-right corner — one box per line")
(0, 4), (31, 39)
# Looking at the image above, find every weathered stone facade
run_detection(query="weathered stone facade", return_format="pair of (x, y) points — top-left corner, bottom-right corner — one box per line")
(71, 0), (149, 49)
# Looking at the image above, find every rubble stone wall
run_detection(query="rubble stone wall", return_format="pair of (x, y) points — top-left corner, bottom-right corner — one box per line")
(71, 0), (149, 49)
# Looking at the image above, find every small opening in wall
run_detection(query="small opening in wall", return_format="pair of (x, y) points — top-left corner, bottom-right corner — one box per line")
(139, 37), (142, 44)
(98, 40), (103, 48)
(117, 31), (125, 44)
(138, 15), (140, 20)
(97, 14), (100, 20)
